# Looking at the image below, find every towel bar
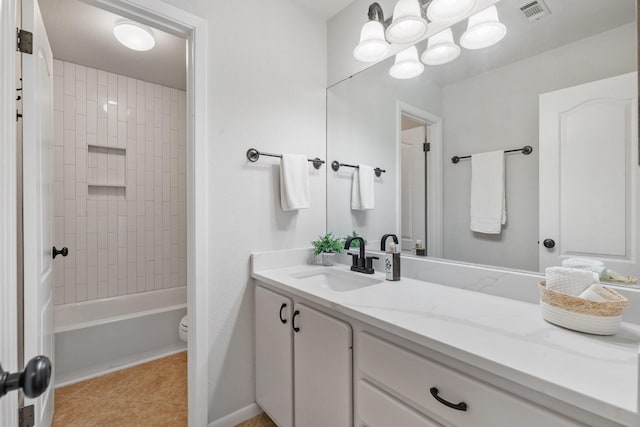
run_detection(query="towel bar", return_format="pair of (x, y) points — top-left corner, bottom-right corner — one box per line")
(246, 148), (325, 170)
(331, 161), (385, 178)
(451, 145), (533, 164)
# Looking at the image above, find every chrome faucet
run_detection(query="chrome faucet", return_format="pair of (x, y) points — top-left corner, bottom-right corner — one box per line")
(344, 237), (378, 274)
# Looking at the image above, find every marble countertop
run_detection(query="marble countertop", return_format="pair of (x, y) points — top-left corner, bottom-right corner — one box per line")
(252, 262), (640, 426)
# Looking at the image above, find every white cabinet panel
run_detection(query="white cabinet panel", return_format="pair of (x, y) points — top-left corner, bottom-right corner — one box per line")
(255, 286), (293, 427)
(358, 333), (584, 427)
(358, 380), (442, 427)
(294, 304), (352, 427)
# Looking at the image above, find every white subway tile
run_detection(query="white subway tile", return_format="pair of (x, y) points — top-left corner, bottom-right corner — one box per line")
(63, 95), (75, 130)
(75, 80), (86, 115)
(54, 110), (63, 147)
(87, 100), (97, 134)
(53, 59), (63, 77)
(86, 68), (97, 101)
(63, 62), (75, 96)
(76, 149), (87, 183)
(54, 75), (63, 111)
(64, 165), (75, 199)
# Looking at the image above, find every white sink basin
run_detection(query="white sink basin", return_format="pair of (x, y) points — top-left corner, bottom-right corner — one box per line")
(291, 269), (384, 292)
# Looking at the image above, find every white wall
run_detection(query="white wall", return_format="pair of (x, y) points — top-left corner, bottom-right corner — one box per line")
(441, 23), (637, 271)
(154, 0), (327, 423)
(327, 54), (442, 244)
(53, 59), (186, 305)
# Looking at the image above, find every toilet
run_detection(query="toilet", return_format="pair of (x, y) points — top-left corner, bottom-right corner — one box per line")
(179, 315), (188, 342)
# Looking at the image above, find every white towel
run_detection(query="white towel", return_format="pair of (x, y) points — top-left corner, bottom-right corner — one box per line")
(578, 284), (619, 302)
(280, 154), (310, 211)
(545, 266), (599, 296)
(470, 150), (506, 234)
(351, 164), (375, 210)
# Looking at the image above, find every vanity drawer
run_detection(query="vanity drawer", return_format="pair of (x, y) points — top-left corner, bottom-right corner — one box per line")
(358, 333), (583, 427)
(358, 380), (442, 427)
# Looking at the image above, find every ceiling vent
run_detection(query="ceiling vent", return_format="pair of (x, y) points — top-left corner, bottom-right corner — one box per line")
(519, 0), (551, 22)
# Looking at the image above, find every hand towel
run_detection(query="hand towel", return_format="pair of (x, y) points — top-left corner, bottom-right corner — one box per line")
(545, 266), (599, 296)
(351, 164), (375, 210)
(470, 150), (506, 234)
(280, 154), (310, 211)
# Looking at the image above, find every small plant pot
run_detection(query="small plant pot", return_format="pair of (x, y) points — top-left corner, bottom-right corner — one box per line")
(322, 252), (335, 266)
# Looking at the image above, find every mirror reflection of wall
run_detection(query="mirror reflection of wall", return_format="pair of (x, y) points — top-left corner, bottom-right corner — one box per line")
(327, 0), (639, 276)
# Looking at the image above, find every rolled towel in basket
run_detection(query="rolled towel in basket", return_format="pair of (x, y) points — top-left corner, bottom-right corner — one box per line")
(578, 284), (621, 302)
(545, 266), (599, 296)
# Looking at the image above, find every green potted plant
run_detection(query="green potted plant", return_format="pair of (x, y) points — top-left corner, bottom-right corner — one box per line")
(312, 233), (344, 266)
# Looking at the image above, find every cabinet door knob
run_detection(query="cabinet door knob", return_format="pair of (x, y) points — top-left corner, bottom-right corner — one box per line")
(279, 303), (287, 324)
(292, 310), (300, 333)
(52, 246), (68, 259)
(543, 239), (555, 249)
(430, 387), (467, 412)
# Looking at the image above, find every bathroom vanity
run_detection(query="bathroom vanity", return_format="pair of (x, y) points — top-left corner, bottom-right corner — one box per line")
(252, 249), (640, 427)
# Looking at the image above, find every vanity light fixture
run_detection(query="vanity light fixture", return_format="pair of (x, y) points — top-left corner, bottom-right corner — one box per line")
(420, 28), (460, 65)
(427, 0), (477, 23)
(389, 46), (424, 79)
(460, 5), (506, 50)
(113, 22), (155, 51)
(385, 0), (428, 45)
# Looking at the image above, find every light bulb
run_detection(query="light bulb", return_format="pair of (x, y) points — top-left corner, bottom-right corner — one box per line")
(385, 0), (428, 45)
(354, 20), (390, 62)
(389, 46), (424, 79)
(460, 6), (507, 50)
(421, 28), (460, 65)
(427, 0), (477, 23)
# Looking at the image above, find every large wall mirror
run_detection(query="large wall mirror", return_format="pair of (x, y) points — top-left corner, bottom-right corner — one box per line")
(327, 0), (639, 278)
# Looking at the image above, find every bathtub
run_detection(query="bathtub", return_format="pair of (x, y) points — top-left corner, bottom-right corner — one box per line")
(54, 287), (187, 386)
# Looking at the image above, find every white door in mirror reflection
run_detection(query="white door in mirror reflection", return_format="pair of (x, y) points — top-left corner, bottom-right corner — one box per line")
(401, 125), (426, 251)
(539, 72), (638, 275)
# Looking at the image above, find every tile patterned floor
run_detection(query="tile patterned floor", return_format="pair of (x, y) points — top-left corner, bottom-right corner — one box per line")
(53, 352), (187, 427)
(235, 413), (277, 427)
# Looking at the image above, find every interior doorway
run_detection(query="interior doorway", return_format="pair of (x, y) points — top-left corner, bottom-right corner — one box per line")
(4, 0), (209, 426)
(401, 115), (428, 252)
(396, 102), (443, 258)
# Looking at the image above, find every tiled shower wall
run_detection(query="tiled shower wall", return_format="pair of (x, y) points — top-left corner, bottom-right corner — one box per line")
(53, 59), (186, 305)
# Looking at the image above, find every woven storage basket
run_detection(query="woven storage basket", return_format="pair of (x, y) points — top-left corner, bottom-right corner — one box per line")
(538, 281), (628, 335)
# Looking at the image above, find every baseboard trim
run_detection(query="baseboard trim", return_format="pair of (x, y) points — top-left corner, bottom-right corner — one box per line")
(208, 403), (262, 427)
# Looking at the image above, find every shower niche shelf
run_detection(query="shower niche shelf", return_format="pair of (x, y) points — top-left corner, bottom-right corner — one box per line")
(87, 144), (127, 190)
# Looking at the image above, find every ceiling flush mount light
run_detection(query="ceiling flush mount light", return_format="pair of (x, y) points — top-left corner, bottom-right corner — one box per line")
(389, 46), (424, 79)
(354, 20), (390, 62)
(460, 6), (507, 50)
(385, 0), (428, 45)
(113, 23), (155, 51)
(421, 28), (460, 65)
(427, 0), (477, 23)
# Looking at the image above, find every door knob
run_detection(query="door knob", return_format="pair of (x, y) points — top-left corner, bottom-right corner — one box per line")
(52, 246), (68, 259)
(543, 239), (556, 249)
(0, 355), (51, 399)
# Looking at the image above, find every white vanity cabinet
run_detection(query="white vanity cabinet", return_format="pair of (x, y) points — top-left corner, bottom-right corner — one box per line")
(255, 285), (353, 427)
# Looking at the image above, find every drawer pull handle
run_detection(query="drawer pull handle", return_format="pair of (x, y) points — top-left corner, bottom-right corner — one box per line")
(430, 387), (467, 412)
(279, 303), (287, 324)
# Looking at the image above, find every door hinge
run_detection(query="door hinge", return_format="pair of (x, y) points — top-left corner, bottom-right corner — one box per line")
(423, 142), (431, 152)
(19, 405), (35, 427)
(17, 29), (33, 54)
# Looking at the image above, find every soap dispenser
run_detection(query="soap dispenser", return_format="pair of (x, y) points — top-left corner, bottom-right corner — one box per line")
(381, 234), (400, 281)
